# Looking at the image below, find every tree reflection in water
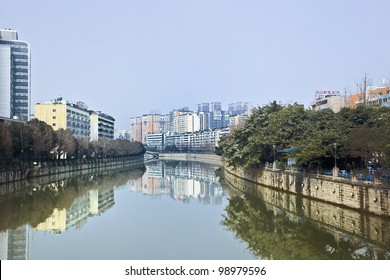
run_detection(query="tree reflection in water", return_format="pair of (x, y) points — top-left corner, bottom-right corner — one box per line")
(0, 166), (146, 232)
(221, 188), (390, 260)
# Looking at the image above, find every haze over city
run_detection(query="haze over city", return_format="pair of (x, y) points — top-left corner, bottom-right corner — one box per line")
(1, 0), (390, 130)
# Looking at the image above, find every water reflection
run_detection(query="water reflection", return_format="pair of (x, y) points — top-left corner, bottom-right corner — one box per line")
(129, 161), (224, 205)
(0, 166), (146, 259)
(3, 160), (387, 260)
(0, 161), (227, 260)
(220, 170), (390, 259)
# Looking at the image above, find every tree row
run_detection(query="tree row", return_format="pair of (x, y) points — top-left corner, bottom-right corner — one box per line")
(0, 119), (145, 167)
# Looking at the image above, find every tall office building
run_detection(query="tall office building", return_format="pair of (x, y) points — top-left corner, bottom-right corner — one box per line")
(0, 29), (31, 121)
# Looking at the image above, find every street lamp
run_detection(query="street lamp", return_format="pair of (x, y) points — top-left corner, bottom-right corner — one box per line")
(333, 143), (337, 168)
(273, 144), (276, 170)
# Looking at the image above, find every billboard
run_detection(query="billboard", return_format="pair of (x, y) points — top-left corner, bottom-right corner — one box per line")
(315, 90), (341, 99)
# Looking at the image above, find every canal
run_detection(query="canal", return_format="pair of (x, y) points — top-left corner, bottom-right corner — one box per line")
(0, 160), (389, 260)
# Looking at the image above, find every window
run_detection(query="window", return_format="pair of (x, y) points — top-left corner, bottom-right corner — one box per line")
(52, 109), (56, 112)
(52, 123), (56, 126)
(52, 116), (56, 119)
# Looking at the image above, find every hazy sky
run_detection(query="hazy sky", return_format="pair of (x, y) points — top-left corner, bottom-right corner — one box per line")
(2, 0), (390, 130)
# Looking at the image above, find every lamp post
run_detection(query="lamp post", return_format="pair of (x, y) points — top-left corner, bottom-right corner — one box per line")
(273, 144), (276, 170)
(332, 142), (339, 177)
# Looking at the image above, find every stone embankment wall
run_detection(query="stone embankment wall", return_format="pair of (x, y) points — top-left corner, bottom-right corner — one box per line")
(223, 169), (390, 247)
(0, 155), (145, 185)
(159, 153), (224, 166)
(224, 165), (390, 216)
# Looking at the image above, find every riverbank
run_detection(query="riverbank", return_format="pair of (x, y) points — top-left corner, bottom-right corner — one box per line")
(222, 167), (390, 255)
(158, 153), (224, 166)
(0, 155), (145, 185)
(224, 164), (390, 216)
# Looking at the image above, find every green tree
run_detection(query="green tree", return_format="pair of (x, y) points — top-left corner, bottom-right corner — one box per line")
(220, 101), (284, 168)
(265, 104), (307, 148)
(346, 126), (387, 167)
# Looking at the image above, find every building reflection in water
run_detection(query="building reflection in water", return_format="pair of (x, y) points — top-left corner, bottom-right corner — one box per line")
(0, 162), (225, 260)
(0, 167), (145, 259)
(34, 188), (115, 234)
(0, 226), (29, 260)
(2, 160), (389, 260)
(129, 161), (224, 205)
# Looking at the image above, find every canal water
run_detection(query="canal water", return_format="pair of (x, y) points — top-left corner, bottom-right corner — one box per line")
(0, 160), (389, 260)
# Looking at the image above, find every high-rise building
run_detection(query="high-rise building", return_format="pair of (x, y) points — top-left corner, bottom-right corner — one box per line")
(173, 112), (200, 133)
(0, 29), (31, 121)
(228, 102), (253, 116)
(129, 114), (169, 143)
(196, 102), (229, 130)
(210, 102), (222, 112)
(197, 103), (210, 112)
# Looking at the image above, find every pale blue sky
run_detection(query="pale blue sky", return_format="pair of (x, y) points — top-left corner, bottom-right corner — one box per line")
(2, 0), (390, 129)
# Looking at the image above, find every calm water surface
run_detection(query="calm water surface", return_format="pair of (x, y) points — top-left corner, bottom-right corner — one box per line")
(1, 160), (389, 260)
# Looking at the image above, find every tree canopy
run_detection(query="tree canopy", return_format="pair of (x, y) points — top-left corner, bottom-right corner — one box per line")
(219, 102), (390, 170)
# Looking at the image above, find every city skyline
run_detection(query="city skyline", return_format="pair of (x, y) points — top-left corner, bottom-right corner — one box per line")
(1, 0), (390, 130)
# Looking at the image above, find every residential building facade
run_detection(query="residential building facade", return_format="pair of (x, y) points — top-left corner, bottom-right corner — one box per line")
(146, 133), (164, 151)
(173, 112), (200, 134)
(90, 111), (115, 141)
(34, 97), (91, 139)
(129, 114), (169, 144)
(349, 86), (390, 108)
(229, 115), (247, 130)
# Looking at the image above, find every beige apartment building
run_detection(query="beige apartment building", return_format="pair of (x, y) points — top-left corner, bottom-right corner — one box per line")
(34, 97), (115, 141)
(34, 97), (90, 139)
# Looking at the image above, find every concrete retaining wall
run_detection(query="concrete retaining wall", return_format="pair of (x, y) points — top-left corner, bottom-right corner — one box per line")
(0, 155), (145, 185)
(159, 153), (224, 166)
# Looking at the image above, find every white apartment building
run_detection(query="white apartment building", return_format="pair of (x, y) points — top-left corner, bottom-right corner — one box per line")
(173, 112), (200, 133)
(90, 111), (115, 141)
